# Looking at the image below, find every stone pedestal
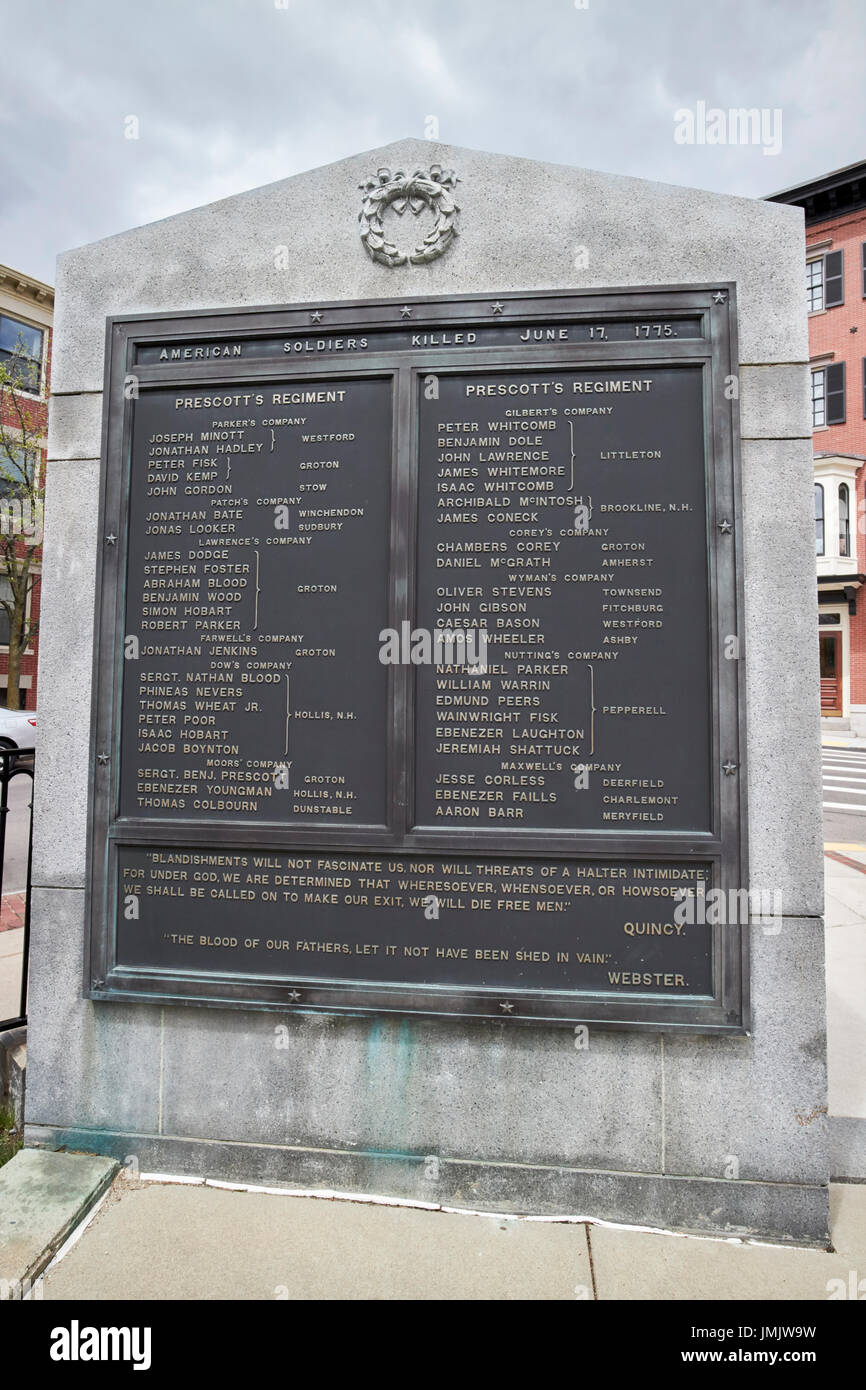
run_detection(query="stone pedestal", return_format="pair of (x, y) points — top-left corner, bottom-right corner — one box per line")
(26, 139), (826, 1243)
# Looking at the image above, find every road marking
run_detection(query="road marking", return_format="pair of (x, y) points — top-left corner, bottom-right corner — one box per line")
(822, 748), (866, 813)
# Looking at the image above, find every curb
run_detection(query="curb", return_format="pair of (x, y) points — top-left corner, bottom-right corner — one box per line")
(0, 1149), (118, 1299)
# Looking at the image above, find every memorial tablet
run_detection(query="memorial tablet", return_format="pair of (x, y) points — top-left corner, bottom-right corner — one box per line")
(86, 287), (748, 1030)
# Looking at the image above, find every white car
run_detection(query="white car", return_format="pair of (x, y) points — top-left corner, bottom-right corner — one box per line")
(0, 707), (36, 762)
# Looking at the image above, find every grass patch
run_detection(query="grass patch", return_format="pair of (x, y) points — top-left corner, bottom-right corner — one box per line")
(0, 1107), (21, 1168)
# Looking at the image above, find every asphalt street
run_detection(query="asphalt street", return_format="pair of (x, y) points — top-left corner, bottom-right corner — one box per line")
(0, 772), (33, 895)
(822, 744), (866, 844)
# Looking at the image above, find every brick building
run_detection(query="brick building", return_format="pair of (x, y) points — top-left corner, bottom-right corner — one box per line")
(0, 264), (51, 710)
(770, 161), (866, 731)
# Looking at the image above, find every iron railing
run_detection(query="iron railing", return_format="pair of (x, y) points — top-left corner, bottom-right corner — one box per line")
(0, 747), (35, 1031)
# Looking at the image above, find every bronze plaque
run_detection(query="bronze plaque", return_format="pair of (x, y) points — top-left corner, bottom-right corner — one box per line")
(86, 287), (748, 1031)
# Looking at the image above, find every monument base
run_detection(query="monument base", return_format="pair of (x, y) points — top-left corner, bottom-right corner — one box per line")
(24, 1125), (830, 1248)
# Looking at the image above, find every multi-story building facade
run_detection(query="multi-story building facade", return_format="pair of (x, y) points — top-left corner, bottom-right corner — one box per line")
(770, 162), (866, 730)
(0, 264), (52, 710)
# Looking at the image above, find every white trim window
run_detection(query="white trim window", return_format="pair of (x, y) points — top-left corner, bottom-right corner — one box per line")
(0, 314), (44, 397)
(807, 257), (824, 312)
(812, 368), (827, 428)
(839, 482), (851, 558)
(815, 456), (859, 577)
(807, 250), (844, 313)
(0, 573), (36, 655)
(815, 482), (825, 556)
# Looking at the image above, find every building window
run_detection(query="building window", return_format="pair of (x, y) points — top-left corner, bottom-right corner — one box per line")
(0, 577), (12, 648)
(0, 315), (44, 395)
(807, 250), (844, 311)
(813, 364), (847, 427)
(807, 258), (824, 311)
(816, 483), (825, 555)
(0, 443), (29, 497)
(0, 573), (36, 654)
(812, 369), (827, 427)
(839, 483), (850, 557)
(862, 242), (866, 297)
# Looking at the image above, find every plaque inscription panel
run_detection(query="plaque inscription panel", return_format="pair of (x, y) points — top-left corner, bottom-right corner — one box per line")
(87, 288), (748, 1030)
(120, 377), (392, 828)
(413, 366), (712, 832)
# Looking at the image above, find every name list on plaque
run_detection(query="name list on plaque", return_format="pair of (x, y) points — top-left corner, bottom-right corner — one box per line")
(88, 288), (746, 1030)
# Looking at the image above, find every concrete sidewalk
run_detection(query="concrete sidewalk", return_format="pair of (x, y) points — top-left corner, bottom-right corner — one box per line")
(3, 755), (862, 1302)
(31, 1173), (866, 1301)
(0, 925), (24, 1024)
(824, 841), (866, 1179)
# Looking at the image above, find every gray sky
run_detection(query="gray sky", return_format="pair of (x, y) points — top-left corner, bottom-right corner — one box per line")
(1, 0), (863, 285)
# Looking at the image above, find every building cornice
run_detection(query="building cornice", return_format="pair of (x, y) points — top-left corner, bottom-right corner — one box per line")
(815, 451), (866, 463)
(767, 159), (866, 226)
(0, 265), (54, 310)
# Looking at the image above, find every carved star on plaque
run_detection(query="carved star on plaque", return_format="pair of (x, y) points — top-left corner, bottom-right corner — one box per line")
(105, 533), (117, 545)
(499, 1000), (515, 1012)
(97, 753), (109, 765)
(718, 518), (733, 534)
(712, 292), (727, 305)
(491, 301), (505, 314)
(309, 310), (323, 323)
(400, 305), (413, 318)
(287, 989), (301, 1001)
(723, 761), (738, 776)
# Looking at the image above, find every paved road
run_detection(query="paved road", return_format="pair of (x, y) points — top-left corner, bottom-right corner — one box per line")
(822, 745), (866, 844)
(0, 771), (34, 894)
(0, 771), (33, 1023)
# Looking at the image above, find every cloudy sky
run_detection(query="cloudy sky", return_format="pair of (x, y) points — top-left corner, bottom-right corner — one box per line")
(1, 0), (863, 285)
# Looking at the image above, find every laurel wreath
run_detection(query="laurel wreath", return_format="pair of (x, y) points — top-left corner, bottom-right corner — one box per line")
(358, 165), (459, 267)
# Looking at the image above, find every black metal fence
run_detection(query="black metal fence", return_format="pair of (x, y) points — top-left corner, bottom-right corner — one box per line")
(0, 747), (35, 1031)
